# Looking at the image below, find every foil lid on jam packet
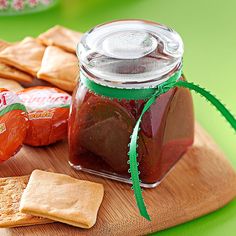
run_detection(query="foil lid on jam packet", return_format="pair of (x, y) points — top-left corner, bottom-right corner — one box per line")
(18, 86), (71, 112)
(17, 86), (71, 147)
(0, 88), (25, 112)
(0, 88), (28, 163)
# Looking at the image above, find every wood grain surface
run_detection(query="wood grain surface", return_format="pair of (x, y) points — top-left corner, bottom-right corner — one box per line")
(0, 123), (236, 236)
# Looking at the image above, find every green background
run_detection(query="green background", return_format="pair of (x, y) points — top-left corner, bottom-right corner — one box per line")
(0, 0), (236, 235)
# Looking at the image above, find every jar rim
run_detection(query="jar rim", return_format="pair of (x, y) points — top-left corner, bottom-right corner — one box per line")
(78, 19), (184, 89)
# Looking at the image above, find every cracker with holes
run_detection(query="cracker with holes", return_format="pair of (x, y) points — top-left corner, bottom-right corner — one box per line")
(0, 175), (52, 227)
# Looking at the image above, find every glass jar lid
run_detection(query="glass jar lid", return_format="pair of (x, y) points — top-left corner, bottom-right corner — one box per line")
(78, 20), (184, 89)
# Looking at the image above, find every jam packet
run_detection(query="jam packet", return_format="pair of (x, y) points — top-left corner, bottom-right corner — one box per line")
(18, 86), (71, 146)
(0, 88), (28, 163)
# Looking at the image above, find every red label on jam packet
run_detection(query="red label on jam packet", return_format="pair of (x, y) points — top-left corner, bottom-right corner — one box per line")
(0, 123), (6, 134)
(28, 111), (54, 120)
(0, 94), (7, 106)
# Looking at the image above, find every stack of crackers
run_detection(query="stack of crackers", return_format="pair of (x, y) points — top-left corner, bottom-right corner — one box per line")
(0, 25), (82, 92)
(0, 170), (104, 229)
(0, 26), (106, 229)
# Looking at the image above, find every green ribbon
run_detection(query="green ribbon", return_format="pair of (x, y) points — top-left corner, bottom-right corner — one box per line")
(81, 70), (182, 101)
(81, 71), (236, 221)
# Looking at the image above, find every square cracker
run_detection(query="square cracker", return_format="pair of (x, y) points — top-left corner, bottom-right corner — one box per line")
(0, 37), (45, 77)
(0, 40), (33, 83)
(20, 170), (104, 229)
(0, 175), (52, 228)
(38, 25), (82, 53)
(37, 46), (78, 92)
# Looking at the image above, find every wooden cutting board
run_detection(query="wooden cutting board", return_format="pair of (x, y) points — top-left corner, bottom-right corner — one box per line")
(0, 123), (236, 236)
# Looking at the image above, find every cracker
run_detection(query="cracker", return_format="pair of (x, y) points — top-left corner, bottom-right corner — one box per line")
(20, 170), (104, 229)
(37, 46), (78, 92)
(0, 37), (45, 77)
(0, 63), (33, 83)
(0, 40), (33, 83)
(0, 78), (23, 92)
(0, 175), (52, 228)
(38, 25), (82, 53)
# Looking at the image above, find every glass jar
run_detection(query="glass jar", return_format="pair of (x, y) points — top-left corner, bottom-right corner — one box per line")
(68, 20), (194, 188)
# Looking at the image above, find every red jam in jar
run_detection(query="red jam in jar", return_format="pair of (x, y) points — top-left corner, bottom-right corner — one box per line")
(69, 20), (194, 187)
